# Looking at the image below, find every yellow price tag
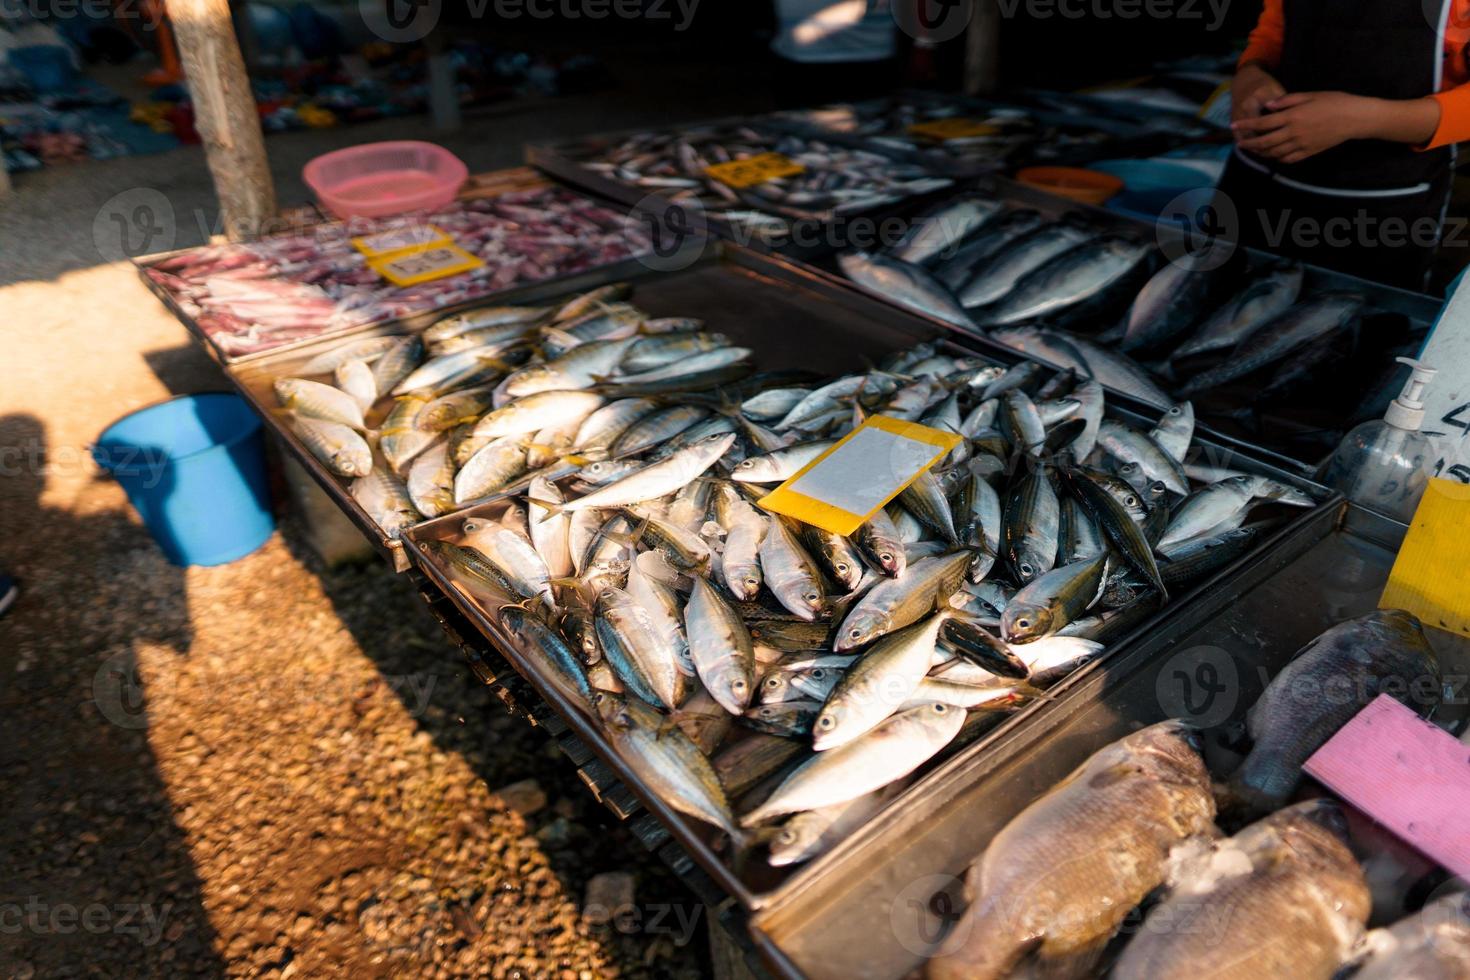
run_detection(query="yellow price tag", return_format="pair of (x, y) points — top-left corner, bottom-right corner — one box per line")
(704, 152), (805, 188)
(907, 117), (999, 142)
(351, 223), (452, 260)
(758, 415), (962, 537)
(1379, 478), (1470, 636)
(370, 243), (483, 287)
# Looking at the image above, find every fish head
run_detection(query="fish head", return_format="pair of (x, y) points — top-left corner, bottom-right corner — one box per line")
(837, 609), (892, 651)
(828, 555), (863, 591)
(335, 448), (372, 478)
(758, 671), (793, 705)
(810, 703), (849, 750)
(1001, 602), (1053, 644)
(726, 564), (762, 602)
(462, 517), (494, 537)
(799, 585), (828, 618)
(766, 824), (813, 867)
(592, 691), (633, 729)
(707, 662), (754, 714)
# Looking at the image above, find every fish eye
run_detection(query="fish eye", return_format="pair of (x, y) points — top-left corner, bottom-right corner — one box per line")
(764, 676), (781, 689)
(805, 591), (820, 603)
(1019, 562), (1033, 576)
(599, 589), (615, 599)
(732, 678), (748, 693)
(849, 628), (863, 639)
(744, 577), (760, 589)
(816, 715), (835, 730)
(761, 707), (776, 717)
(1125, 495), (1138, 507)
(776, 830), (796, 845)
(880, 552), (893, 563)
(932, 704), (948, 713)
(737, 459), (754, 468)
(836, 562), (849, 574)
(1016, 618), (1030, 630)
(810, 668), (826, 679)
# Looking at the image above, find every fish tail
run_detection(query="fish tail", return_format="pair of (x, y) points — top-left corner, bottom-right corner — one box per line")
(525, 495), (567, 518)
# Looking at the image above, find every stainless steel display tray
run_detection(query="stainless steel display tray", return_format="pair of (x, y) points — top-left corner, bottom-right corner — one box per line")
(525, 117), (956, 260)
(749, 502), (1468, 980)
(396, 241), (1335, 916)
(802, 174), (1445, 475)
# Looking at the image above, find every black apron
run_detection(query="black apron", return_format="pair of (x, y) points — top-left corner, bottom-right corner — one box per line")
(1217, 0), (1454, 290)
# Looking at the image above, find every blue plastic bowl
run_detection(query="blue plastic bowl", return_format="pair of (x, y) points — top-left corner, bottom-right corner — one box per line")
(93, 393), (274, 566)
(1089, 159), (1217, 222)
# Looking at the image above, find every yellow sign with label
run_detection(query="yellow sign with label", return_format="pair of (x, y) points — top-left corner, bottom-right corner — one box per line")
(758, 415), (962, 537)
(704, 152), (805, 189)
(907, 117), (999, 142)
(370, 243), (483, 287)
(1380, 477), (1470, 636)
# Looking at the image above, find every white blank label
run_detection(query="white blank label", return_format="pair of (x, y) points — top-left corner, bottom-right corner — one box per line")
(786, 426), (939, 516)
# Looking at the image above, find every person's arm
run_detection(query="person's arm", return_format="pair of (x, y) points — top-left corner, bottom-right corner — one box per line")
(1232, 0), (1286, 124)
(1233, 94), (1443, 164)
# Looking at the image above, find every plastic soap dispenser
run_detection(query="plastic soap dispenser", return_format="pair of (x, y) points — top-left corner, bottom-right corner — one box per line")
(1318, 357), (1437, 522)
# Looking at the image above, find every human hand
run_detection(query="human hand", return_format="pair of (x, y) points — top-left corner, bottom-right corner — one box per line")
(1232, 91), (1374, 164)
(1231, 62), (1286, 124)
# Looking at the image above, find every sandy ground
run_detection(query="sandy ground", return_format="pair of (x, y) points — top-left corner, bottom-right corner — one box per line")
(0, 59), (774, 979)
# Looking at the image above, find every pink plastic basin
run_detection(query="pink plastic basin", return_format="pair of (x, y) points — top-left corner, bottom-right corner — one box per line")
(303, 141), (468, 219)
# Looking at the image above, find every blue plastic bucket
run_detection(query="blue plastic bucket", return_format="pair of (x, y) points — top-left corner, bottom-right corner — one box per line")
(92, 393), (274, 566)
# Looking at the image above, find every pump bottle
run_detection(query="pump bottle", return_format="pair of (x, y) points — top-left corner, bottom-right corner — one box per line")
(1318, 358), (1438, 523)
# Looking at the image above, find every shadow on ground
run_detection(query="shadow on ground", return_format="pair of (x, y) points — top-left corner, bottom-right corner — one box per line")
(0, 412), (225, 977)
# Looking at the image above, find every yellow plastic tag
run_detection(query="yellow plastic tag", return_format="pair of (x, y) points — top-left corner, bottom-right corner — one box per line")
(704, 152), (805, 188)
(351, 224), (452, 259)
(758, 415), (962, 537)
(370, 244), (483, 287)
(1380, 478), (1470, 636)
(907, 117), (999, 141)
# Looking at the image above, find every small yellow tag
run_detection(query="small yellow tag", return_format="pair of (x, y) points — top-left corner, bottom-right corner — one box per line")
(704, 152), (805, 188)
(758, 415), (962, 537)
(1379, 478), (1470, 636)
(370, 243), (483, 287)
(352, 224), (452, 260)
(907, 117), (999, 142)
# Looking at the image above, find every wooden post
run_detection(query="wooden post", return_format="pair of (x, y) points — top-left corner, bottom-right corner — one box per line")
(168, 0), (276, 240)
(962, 0), (1000, 96)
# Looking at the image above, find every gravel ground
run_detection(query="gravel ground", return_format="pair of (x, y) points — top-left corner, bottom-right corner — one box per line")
(0, 53), (775, 978)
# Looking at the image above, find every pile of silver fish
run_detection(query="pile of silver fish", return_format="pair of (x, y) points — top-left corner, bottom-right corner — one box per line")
(772, 93), (1127, 174)
(927, 609), (1462, 980)
(412, 329), (1315, 872)
(569, 123), (951, 233)
(143, 188), (653, 358)
(838, 194), (1369, 411)
(265, 283), (754, 539)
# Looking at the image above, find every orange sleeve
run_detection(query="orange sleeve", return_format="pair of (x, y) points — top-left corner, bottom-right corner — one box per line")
(1424, 89), (1470, 148)
(1238, 0), (1285, 70)
(1423, 0), (1470, 147)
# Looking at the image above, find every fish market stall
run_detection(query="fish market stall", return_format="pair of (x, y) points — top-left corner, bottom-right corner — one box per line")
(824, 176), (1443, 469)
(750, 502), (1470, 980)
(149, 157), (1439, 980)
(137, 170), (657, 364)
(767, 90), (1214, 178)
